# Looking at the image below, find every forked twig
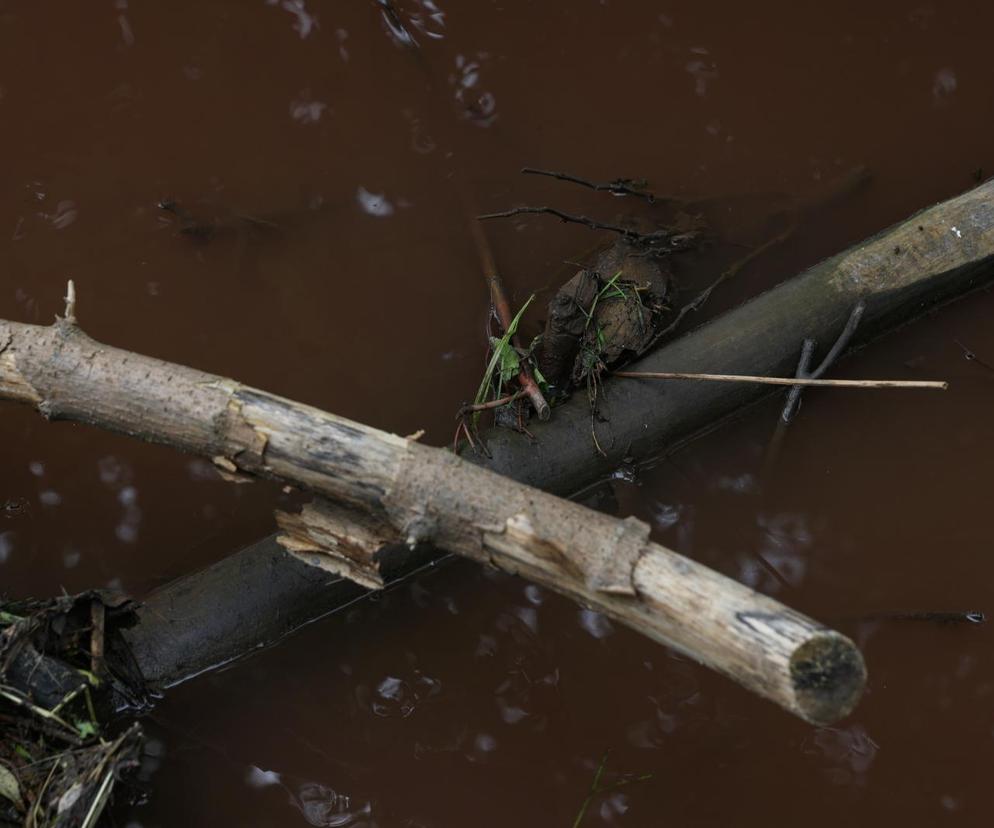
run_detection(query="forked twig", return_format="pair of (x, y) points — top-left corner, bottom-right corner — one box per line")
(478, 206), (688, 250)
(782, 301), (866, 422)
(521, 167), (663, 203)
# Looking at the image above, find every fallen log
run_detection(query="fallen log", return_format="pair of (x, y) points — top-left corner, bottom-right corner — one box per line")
(474, 178), (994, 491)
(0, 312), (865, 724)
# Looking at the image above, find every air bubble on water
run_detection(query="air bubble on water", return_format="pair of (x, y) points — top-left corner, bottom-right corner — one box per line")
(356, 187), (395, 217)
(39, 490), (62, 507)
(246, 765), (282, 788)
(579, 609), (613, 639)
(524, 584), (543, 605)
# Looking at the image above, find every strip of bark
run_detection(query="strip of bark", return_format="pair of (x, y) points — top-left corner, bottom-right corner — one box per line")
(0, 315), (864, 724)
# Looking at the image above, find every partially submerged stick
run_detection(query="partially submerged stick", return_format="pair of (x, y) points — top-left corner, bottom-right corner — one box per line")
(0, 310), (864, 724)
(475, 178), (994, 491)
(614, 370), (947, 390)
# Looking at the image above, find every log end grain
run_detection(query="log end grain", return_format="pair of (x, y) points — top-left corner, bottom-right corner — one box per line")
(789, 632), (867, 725)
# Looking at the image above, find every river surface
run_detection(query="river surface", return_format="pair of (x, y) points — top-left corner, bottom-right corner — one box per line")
(2, 1), (994, 825)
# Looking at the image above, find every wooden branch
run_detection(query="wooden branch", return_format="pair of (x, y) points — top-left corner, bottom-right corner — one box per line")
(0, 313), (864, 724)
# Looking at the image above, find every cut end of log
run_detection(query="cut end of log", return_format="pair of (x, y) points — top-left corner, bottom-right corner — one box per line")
(789, 632), (867, 725)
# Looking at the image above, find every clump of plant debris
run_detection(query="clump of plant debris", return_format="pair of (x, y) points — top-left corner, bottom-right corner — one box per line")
(537, 237), (674, 393)
(456, 168), (704, 452)
(0, 592), (150, 827)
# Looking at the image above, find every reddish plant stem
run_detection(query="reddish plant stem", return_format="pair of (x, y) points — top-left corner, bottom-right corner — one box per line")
(457, 390), (525, 418)
(470, 220), (551, 420)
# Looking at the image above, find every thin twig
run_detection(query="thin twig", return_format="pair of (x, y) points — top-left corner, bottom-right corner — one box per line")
(781, 338), (817, 423)
(781, 301), (866, 423)
(521, 167), (663, 203)
(457, 390), (524, 418)
(478, 206), (683, 249)
(614, 371), (947, 390)
(572, 750), (653, 828)
(573, 751), (611, 828)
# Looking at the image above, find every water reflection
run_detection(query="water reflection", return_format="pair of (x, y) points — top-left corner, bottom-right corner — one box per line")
(267, 0), (317, 39)
(803, 723), (879, 786)
(932, 67), (957, 102)
(684, 48), (718, 96)
(360, 670), (442, 718)
(402, 108), (436, 154)
(116, 0), (135, 48)
(292, 782), (372, 827)
(377, 0), (446, 48)
(450, 53), (497, 126)
(97, 456), (142, 544)
(246, 766), (372, 827)
(335, 28), (349, 62)
(290, 91), (328, 124)
(41, 199), (77, 230)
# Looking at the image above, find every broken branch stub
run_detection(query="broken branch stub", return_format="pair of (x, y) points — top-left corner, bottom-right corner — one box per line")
(0, 314), (864, 724)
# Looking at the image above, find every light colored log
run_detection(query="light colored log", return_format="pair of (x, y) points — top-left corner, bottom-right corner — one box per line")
(0, 315), (864, 724)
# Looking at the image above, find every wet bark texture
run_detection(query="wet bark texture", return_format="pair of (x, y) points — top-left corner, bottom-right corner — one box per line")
(0, 318), (865, 723)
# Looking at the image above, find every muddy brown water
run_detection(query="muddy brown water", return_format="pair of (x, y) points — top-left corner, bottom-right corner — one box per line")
(2, 1), (994, 825)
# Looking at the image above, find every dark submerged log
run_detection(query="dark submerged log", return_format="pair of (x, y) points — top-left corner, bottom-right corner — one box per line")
(125, 536), (435, 688)
(473, 179), (994, 491)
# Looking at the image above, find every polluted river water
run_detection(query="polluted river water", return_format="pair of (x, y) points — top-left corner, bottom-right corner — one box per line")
(2, 1), (994, 825)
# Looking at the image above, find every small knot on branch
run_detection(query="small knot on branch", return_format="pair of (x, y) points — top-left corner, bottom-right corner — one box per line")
(61, 280), (77, 326)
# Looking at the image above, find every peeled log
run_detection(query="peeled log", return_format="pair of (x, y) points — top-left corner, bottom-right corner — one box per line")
(0, 318), (864, 724)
